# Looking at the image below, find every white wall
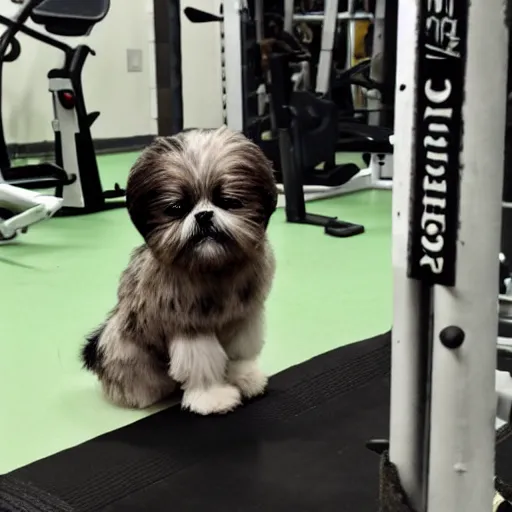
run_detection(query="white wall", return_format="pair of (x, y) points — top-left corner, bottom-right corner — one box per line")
(1, 0), (156, 145)
(180, 0), (223, 129)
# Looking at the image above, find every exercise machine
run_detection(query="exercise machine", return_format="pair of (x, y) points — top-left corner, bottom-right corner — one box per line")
(265, 0), (395, 237)
(262, 0), (393, 193)
(184, 3), (255, 134)
(184, 1), (387, 198)
(371, 0), (512, 510)
(0, 0), (125, 221)
(0, 184), (62, 243)
(263, 1), (397, 204)
(268, 50), (364, 237)
(287, 0), (395, 192)
(0, 3), (64, 242)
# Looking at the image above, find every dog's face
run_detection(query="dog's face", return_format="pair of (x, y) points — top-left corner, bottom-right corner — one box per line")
(126, 127), (278, 270)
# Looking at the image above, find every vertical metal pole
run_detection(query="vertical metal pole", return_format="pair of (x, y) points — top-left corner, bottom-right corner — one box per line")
(427, 0), (507, 509)
(388, 1), (427, 509)
(254, 0), (264, 42)
(367, 0), (385, 128)
(268, 53), (306, 223)
(346, 0), (360, 105)
(223, 0), (244, 131)
(380, 0), (397, 131)
(346, 0), (355, 68)
(315, 0), (339, 95)
(367, 0), (388, 186)
(166, 0), (183, 134)
(284, 0), (294, 34)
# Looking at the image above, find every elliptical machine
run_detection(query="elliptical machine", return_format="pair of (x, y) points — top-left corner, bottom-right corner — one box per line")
(0, 0), (124, 236)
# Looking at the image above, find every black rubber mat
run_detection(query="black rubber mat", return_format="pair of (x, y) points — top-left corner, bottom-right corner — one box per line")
(1, 331), (512, 512)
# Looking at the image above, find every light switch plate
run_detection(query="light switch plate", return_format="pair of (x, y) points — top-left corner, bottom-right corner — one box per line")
(127, 49), (143, 72)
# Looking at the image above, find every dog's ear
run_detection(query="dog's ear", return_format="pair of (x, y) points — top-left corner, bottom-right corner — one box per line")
(242, 146), (278, 229)
(260, 178), (278, 229)
(250, 154), (278, 229)
(126, 143), (170, 240)
(126, 134), (190, 240)
(126, 186), (160, 240)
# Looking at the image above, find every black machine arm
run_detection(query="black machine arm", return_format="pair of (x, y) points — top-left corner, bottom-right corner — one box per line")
(0, 0), (109, 58)
(0, 12), (71, 56)
(1, 37), (20, 63)
(184, 6), (222, 23)
(0, 0), (47, 57)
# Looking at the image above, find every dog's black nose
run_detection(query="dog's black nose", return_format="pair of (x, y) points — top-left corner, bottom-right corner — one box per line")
(195, 210), (214, 227)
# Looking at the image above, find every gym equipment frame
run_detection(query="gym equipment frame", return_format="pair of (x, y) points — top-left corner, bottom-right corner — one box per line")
(0, 0), (125, 220)
(184, 3), (245, 133)
(385, 0), (512, 510)
(281, 0), (395, 204)
(274, 0), (396, 202)
(0, 184), (62, 243)
(187, 1), (395, 206)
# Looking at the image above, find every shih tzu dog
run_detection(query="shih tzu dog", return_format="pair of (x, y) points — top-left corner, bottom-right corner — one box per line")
(81, 126), (278, 415)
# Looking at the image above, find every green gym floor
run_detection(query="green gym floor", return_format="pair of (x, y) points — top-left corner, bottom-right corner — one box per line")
(0, 152), (392, 474)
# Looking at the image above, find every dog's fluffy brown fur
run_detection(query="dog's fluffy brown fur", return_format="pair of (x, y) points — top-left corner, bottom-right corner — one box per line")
(81, 127), (277, 415)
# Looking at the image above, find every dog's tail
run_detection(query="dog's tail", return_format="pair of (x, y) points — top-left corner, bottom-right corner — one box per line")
(81, 324), (105, 372)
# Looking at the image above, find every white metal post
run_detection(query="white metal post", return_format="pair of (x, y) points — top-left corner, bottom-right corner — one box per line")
(367, 0), (385, 128)
(346, 0), (355, 66)
(254, 0), (264, 41)
(49, 77), (84, 208)
(315, 0), (339, 95)
(392, 0), (508, 510)
(427, 0), (508, 509)
(388, 1), (426, 509)
(284, 0), (294, 34)
(346, 0), (357, 103)
(367, 0), (394, 187)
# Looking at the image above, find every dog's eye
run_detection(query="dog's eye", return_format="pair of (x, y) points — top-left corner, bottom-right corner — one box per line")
(216, 196), (244, 210)
(164, 200), (189, 217)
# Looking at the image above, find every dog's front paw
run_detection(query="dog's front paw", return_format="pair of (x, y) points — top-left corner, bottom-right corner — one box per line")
(227, 360), (268, 399)
(182, 384), (242, 415)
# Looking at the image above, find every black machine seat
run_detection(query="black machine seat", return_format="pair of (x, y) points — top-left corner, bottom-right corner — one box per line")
(31, 0), (110, 37)
(1, 162), (73, 190)
(334, 59), (383, 93)
(291, 92), (339, 170)
(336, 122), (393, 154)
(290, 91), (363, 187)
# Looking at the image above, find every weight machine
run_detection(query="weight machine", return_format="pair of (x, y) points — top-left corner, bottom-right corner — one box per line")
(0, 0), (124, 242)
(376, 0), (512, 510)
(264, 0), (395, 235)
(184, 2), (255, 134)
(282, 0), (395, 200)
(185, 1), (395, 210)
